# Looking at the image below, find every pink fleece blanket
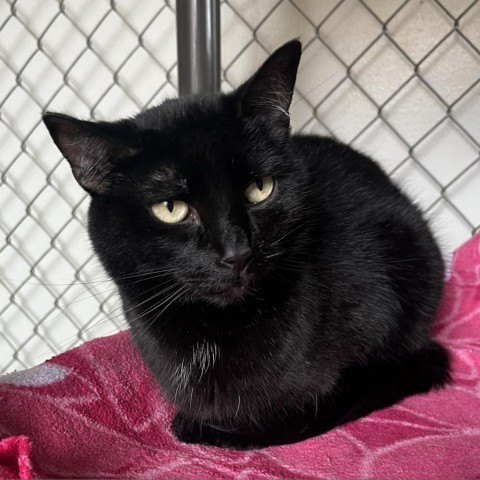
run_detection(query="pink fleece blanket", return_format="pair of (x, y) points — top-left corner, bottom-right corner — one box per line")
(1, 235), (480, 479)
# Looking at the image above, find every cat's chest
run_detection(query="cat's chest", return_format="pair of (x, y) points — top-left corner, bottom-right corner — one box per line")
(164, 337), (273, 410)
(169, 340), (221, 394)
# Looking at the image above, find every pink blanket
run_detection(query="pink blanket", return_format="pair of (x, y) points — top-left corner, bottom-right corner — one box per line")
(1, 234), (479, 479)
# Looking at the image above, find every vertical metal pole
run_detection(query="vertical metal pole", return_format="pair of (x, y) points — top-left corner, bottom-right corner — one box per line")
(176, 0), (221, 95)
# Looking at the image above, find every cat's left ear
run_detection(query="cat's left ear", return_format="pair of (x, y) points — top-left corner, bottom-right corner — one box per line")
(236, 40), (301, 128)
(43, 113), (137, 195)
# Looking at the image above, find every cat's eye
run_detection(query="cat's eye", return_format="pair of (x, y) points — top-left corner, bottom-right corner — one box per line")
(151, 200), (190, 224)
(245, 176), (275, 204)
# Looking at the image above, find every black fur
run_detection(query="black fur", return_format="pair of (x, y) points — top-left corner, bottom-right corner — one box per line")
(43, 40), (450, 449)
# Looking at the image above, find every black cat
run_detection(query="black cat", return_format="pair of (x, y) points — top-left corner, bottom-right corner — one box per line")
(43, 40), (449, 450)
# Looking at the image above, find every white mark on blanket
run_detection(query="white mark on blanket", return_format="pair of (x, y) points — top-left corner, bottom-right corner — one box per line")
(0, 363), (70, 387)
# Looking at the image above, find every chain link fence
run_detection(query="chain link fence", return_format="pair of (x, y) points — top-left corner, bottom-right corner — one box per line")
(1, 0), (479, 374)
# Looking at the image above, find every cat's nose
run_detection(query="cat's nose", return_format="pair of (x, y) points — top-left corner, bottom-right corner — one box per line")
(221, 246), (252, 272)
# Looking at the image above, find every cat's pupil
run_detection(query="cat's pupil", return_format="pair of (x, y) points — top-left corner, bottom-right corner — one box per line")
(255, 178), (263, 190)
(165, 200), (174, 213)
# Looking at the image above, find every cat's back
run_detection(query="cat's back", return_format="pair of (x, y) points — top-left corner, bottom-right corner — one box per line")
(291, 134), (401, 203)
(290, 132), (443, 262)
(289, 133), (432, 234)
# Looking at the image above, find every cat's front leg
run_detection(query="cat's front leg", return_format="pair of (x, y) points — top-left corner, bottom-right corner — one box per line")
(171, 413), (261, 450)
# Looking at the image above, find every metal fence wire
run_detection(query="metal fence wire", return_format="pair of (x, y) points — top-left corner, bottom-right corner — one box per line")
(1, 0), (479, 374)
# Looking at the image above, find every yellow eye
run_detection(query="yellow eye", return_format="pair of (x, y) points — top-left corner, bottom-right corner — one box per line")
(151, 200), (189, 224)
(245, 176), (275, 204)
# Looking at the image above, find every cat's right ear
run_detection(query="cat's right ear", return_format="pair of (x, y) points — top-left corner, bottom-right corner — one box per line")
(42, 113), (135, 195)
(236, 40), (302, 129)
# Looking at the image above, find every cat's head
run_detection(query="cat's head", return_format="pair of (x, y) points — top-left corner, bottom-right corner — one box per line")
(43, 40), (308, 308)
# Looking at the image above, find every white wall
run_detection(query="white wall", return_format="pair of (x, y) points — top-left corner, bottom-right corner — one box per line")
(1, 0), (479, 373)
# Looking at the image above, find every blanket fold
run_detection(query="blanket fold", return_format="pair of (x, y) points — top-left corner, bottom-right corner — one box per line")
(0, 436), (34, 480)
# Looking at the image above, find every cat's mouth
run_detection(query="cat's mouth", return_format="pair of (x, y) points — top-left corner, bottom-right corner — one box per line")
(200, 277), (256, 307)
(183, 261), (262, 307)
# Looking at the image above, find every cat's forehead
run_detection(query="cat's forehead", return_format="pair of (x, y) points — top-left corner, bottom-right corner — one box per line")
(134, 97), (246, 167)
(134, 96), (232, 133)
(130, 95), (283, 191)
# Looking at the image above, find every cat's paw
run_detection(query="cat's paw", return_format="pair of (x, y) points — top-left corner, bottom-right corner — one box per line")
(171, 413), (259, 450)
